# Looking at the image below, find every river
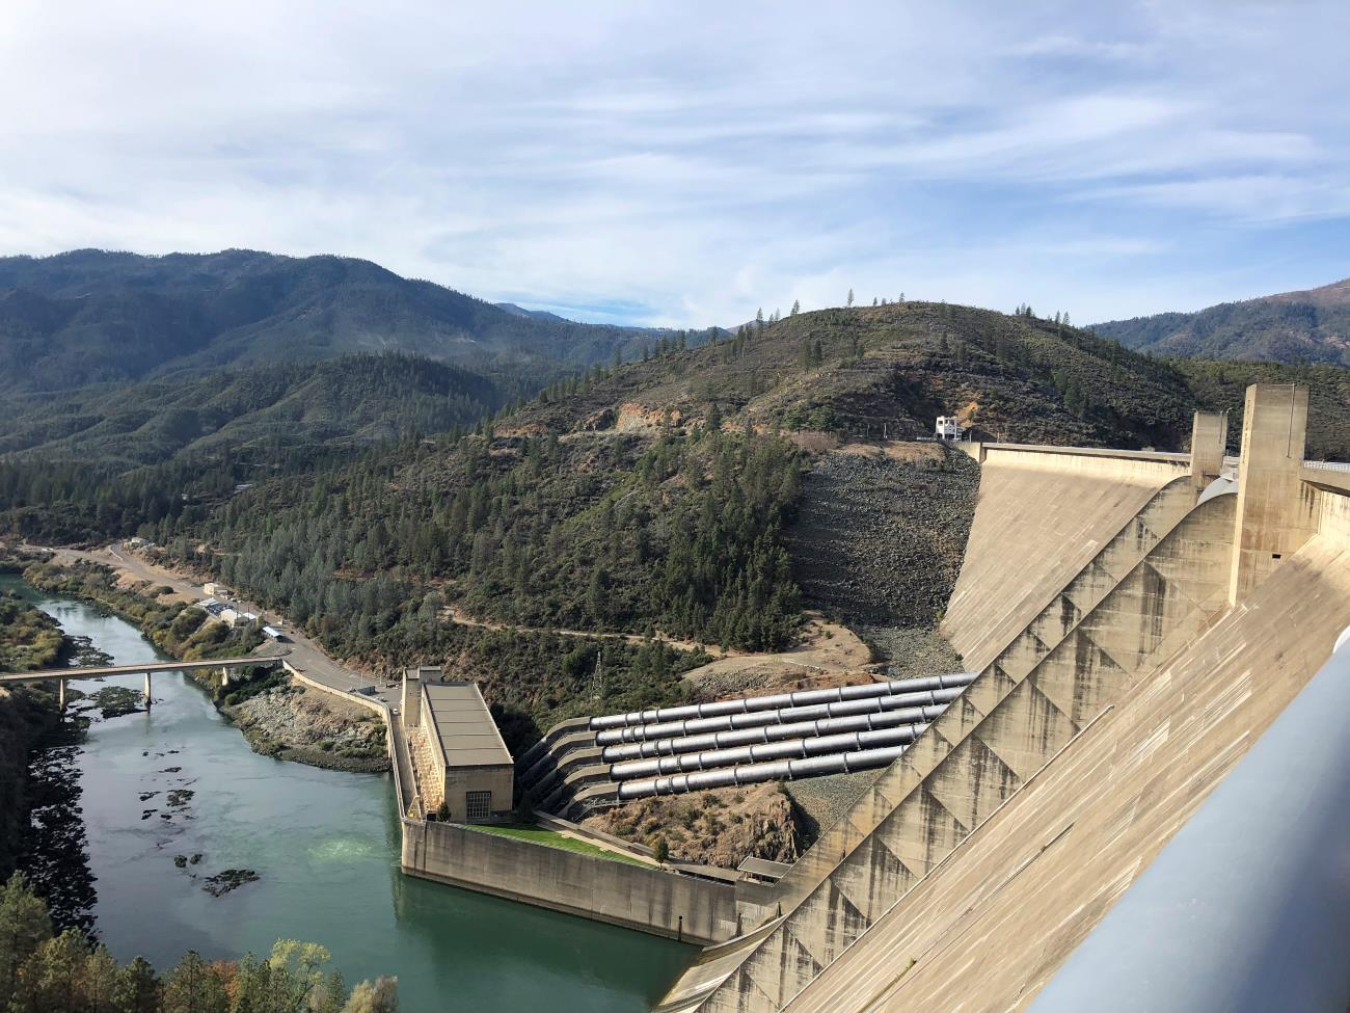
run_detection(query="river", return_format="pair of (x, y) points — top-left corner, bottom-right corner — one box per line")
(3, 576), (692, 1011)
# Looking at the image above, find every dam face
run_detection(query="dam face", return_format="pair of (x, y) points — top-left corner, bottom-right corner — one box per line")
(659, 386), (1350, 1013)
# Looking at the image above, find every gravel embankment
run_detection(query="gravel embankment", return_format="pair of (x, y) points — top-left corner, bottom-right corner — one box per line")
(780, 443), (980, 839)
(785, 445), (979, 631)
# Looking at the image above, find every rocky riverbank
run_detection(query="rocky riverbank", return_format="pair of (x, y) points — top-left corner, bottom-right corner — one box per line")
(222, 680), (390, 773)
(0, 685), (97, 933)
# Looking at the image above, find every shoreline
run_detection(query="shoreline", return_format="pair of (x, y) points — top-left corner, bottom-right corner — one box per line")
(11, 554), (390, 776)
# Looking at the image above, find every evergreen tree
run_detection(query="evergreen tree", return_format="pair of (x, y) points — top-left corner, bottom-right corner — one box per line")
(162, 950), (228, 1013)
(112, 956), (159, 1013)
(0, 874), (52, 999)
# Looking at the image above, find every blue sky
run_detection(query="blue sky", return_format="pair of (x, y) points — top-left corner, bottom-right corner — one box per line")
(1, 0), (1347, 327)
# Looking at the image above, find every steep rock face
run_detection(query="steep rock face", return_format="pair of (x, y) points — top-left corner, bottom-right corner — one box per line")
(785, 444), (979, 633)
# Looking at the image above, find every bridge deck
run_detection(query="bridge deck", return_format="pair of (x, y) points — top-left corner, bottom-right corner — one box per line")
(0, 656), (279, 684)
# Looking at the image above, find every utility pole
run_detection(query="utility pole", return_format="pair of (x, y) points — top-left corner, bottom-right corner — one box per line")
(591, 652), (604, 700)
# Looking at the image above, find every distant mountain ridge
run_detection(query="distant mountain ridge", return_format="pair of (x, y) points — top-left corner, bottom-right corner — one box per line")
(1091, 276), (1350, 365)
(0, 249), (681, 393)
(495, 302), (570, 323)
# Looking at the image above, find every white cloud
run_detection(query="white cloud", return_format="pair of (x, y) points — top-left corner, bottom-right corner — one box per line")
(0, 0), (1346, 326)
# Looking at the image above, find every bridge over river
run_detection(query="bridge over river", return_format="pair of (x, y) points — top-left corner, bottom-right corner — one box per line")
(0, 655), (281, 708)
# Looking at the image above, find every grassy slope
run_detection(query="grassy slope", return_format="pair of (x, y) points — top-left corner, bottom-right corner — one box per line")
(462, 822), (651, 865)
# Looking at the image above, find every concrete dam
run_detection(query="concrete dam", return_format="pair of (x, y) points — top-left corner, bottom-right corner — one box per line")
(651, 383), (1350, 1012)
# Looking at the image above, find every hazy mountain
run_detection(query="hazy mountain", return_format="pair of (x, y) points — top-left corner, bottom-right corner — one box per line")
(1091, 277), (1350, 365)
(0, 249), (681, 393)
(495, 302), (570, 323)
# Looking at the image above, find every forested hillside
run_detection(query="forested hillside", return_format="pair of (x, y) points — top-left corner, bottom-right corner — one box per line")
(0, 249), (713, 394)
(1093, 277), (1350, 365)
(5, 299), (1350, 743)
(0, 353), (508, 466)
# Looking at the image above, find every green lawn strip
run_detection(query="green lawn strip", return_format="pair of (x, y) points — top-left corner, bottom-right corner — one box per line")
(463, 822), (653, 867)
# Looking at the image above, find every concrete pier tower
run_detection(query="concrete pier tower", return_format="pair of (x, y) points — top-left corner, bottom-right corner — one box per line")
(1228, 383), (1317, 605)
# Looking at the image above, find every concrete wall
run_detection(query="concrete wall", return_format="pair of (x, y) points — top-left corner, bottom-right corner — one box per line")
(1189, 411), (1229, 490)
(1229, 384), (1318, 603)
(282, 662), (384, 717)
(401, 818), (739, 945)
(409, 719), (447, 813)
(668, 493), (1237, 1013)
(784, 483), (1350, 1013)
(749, 473), (1199, 929)
(441, 766), (514, 822)
(943, 446), (1189, 672)
(659, 389), (1344, 1013)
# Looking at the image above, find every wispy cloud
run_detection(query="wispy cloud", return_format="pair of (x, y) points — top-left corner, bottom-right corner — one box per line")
(0, 0), (1345, 325)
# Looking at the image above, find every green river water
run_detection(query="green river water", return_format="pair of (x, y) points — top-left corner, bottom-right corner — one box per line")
(3, 576), (692, 1012)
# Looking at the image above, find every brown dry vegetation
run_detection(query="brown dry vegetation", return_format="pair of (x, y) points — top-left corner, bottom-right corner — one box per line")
(583, 782), (801, 870)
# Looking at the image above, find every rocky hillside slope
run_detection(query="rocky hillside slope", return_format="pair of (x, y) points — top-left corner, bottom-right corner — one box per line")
(785, 443), (978, 633)
(583, 781), (801, 869)
(506, 301), (1350, 458)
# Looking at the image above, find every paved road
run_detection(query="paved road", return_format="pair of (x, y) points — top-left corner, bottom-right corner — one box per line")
(46, 542), (398, 708)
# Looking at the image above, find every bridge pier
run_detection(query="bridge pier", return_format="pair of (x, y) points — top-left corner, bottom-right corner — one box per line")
(144, 672), (152, 709)
(58, 678), (66, 711)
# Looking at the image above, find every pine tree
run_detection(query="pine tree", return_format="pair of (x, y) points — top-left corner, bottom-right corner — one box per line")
(790, 300), (801, 316)
(0, 874), (52, 999)
(112, 956), (159, 1013)
(162, 950), (228, 1013)
(846, 288), (854, 308)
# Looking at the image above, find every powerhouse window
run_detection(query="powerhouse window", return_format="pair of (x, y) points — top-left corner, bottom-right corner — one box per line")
(466, 791), (492, 821)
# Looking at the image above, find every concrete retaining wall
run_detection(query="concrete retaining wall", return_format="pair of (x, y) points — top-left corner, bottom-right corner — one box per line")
(282, 661), (385, 716)
(401, 818), (739, 945)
